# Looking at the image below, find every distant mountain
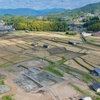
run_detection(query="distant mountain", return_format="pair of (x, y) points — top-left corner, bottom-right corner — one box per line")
(0, 8), (67, 16)
(47, 2), (100, 18)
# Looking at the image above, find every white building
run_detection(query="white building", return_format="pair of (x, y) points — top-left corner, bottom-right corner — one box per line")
(82, 97), (92, 100)
(82, 32), (92, 36)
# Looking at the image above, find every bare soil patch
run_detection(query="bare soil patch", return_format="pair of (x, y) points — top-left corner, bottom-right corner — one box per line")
(64, 59), (89, 72)
(75, 57), (94, 70)
(46, 56), (62, 61)
(47, 47), (67, 55)
(5, 45), (23, 52)
(82, 55), (100, 66)
(10, 38), (26, 44)
(0, 49), (13, 57)
(20, 59), (49, 69)
(33, 51), (50, 57)
(3, 54), (33, 63)
(0, 58), (8, 65)
(65, 45), (81, 52)
(50, 81), (80, 100)
(64, 52), (83, 59)
(0, 40), (16, 45)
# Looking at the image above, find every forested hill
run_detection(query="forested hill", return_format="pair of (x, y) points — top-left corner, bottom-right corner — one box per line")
(47, 2), (100, 18)
(0, 8), (66, 16)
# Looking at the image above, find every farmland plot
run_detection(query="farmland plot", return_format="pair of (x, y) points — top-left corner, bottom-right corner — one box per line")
(3, 54), (33, 63)
(0, 49), (13, 57)
(82, 55), (100, 66)
(4, 45), (24, 52)
(16, 44), (31, 50)
(0, 58), (8, 65)
(65, 45), (82, 52)
(33, 51), (50, 57)
(0, 40), (16, 45)
(46, 55), (62, 61)
(20, 59), (49, 69)
(9, 38), (26, 44)
(64, 59), (89, 72)
(75, 57), (94, 70)
(78, 44), (100, 51)
(41, 40), (66, 47)
(86, 36), (100, 44)
(79, 49), (88, 53)
(47, 47), (67, 55)
(64, 52), (83, 59)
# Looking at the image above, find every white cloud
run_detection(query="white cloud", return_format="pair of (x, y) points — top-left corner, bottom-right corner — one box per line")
(0, 0), (100, 9)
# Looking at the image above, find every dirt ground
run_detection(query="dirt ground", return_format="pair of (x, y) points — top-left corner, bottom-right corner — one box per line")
(0, 68), (84, 100)
(0, 58), (8, 65)
(0, 31), (100, 100)
(46, 55), (62, 61)
(64, 59), (89, 73)
(65, 45), (81, 52)
(4, 45), (24, 52)
(82, 55), (100, 67)
(0, 49), (13, 57)
(75, 57), (94, 70)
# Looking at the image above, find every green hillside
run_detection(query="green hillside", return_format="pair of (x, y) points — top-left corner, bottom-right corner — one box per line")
(46, 2), (100, 19)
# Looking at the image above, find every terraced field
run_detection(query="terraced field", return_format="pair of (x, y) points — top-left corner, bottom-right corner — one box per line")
(0, 31), (100, 100)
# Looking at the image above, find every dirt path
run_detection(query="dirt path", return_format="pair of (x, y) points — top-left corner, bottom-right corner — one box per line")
(0, 69), (17, 98)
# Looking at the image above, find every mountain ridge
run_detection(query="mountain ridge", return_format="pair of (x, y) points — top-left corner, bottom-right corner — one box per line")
(0, 8), (67, 16)
(47, 2), (100, 18)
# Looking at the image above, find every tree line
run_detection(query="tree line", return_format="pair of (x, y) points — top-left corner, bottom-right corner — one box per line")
(13, 21), (67, 31)
(83, 16), (100, 32)
(0, 15), (67, 31)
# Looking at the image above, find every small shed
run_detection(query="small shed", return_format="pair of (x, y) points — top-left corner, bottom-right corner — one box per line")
(93, 68), (100, 76)
(82, 97), (92, 100)
(92, 83), (100, 92)
(43, 44), (49, 48)
(31, 42), (37, 46)
(68, 41), (76, 45)
(25, 30), (29, 33)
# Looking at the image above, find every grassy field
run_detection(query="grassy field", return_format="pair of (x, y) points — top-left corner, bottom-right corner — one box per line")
(0, 80), (5, 85)
(44, 64), (64, 77)
(1, 96), (14, 100)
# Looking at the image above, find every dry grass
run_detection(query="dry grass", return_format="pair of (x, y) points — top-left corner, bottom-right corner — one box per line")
(3, 54), (33, 63)
(46, 56), (62, 61)
(64, 59), (89, 72)
(0, 49), (13, 57)
(75, 57), (94, 70)
(82, 55), (100, 67)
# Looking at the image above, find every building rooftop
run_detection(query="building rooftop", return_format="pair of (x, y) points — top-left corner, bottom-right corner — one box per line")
(43, 44), (49, 48)
(94, 68), (100, 74)
(93, 83), (100, 89)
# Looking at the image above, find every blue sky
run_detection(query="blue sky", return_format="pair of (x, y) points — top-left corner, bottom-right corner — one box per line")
(0, 0), (100, 9)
